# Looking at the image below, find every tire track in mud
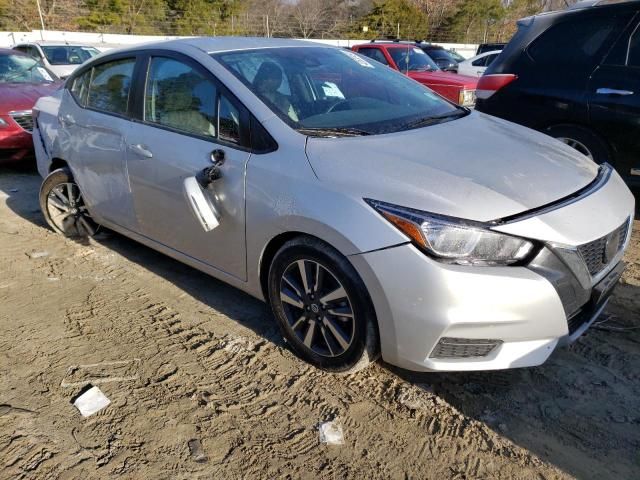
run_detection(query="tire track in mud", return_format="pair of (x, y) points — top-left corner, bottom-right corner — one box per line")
(3, 172), (621, 479)
(33, 239), (565, 479)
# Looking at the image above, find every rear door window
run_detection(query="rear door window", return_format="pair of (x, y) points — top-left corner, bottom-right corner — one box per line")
(528, 14), (634, 68)
(472, 56), (489, 67)
(70, 70), (92, 106)
(86, 58), (135, 116)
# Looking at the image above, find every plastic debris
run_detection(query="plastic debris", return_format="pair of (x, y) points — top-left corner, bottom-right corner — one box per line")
(9, 189), (18, 193)
(319, 420), (345, 445)
(26, 251), (49, 259)
(72, 386), (111, 417)
(188, 439), (208, 462)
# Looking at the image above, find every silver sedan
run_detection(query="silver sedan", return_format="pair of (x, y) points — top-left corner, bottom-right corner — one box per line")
(33, 37), (635, 373)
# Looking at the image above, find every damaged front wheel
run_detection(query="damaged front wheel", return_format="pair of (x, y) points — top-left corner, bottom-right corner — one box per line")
(40, 167), (99, 238)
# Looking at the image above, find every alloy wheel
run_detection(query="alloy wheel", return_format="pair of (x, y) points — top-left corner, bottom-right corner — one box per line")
(557, 137), (594, 161)
(46, 182), (98, 237)
(279, 259), (355, 357)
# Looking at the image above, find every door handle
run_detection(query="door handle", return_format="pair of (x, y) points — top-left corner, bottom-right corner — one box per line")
(596, 88), (634, 96)
(128, 143), (153, 158)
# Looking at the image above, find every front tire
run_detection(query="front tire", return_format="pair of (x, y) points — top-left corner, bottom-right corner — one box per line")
(39, 167), (99, 238)
(268, 236), (379, 373)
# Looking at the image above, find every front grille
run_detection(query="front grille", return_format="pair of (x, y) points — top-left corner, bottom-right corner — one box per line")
(10, 111), (33, 133)
(577, 220), (629, 277)
(430, 337), (502, 359)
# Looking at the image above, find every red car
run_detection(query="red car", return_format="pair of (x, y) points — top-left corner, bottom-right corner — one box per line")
(352, 42), (478, 107)
(0, 48), (61, 163)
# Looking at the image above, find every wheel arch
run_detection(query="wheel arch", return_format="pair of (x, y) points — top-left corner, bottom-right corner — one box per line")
(49, 157), (70, 173)
(543, 123), (614, 160)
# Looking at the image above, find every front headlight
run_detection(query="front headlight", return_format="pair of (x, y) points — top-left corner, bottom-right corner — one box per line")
(458, 89), (476, 107)
(366, 199), (535, 266)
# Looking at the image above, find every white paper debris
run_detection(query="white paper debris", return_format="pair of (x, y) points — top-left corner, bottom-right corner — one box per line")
(27, 251), (49, 259)
(319, 420), (344, 445)
(73, 386), (111, 417)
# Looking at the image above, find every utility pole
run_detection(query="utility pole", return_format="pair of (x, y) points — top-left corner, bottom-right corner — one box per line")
(35, 0), (46, 40)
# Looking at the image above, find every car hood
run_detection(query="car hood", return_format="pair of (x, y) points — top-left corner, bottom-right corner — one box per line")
(409, 70), (478, 88)
(49, 64), (78, 79)
(304, 112), (599, 222)
(0, 82), (62, 113)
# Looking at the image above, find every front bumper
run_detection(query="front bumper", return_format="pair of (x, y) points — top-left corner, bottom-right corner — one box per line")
(352, 244), (568, 371)
(350, 169), (634, 372)
(0, 115), (34, 163)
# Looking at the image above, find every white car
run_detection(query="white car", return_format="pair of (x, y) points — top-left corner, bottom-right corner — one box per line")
(457, 50), (502, 77)
(12, 42), (100, 79)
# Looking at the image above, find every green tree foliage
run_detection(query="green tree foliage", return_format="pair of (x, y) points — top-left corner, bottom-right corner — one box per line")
(362, 0), (430, 40)
(0, 0), (579, 43)
(78, 0), (167, 34)
(172, 0), (243, 35)
(446, 0), (505, 43)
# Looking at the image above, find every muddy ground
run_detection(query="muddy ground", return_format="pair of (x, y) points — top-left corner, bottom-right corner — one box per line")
(0, 166), (639, 480)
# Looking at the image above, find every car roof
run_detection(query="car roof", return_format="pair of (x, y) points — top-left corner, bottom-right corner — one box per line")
(361, 42), (421, 49)
(15, 41), (99, 47)
(0, 47), (28, 56)
(568, 0), (640, 9)
(127, 36), (326, 54)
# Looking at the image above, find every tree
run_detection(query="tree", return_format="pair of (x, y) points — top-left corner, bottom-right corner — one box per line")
(172, 0), (243, 35)
(79, 0), (166, 34)
(446, 0), (505, 43)
(362, 0), (430, 40)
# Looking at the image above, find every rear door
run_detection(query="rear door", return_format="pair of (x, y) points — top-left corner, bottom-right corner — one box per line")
(125, 53), (250, 280)
(60, 55), (139, 229)
(588, 14), (640, 183)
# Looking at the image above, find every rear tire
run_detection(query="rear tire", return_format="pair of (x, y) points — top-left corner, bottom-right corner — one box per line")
(39, 167), (99, 238)
(268, 236), (379, 373)
(546, 125), (611, 165)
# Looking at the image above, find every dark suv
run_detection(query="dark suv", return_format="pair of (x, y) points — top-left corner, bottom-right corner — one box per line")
(475, 0), (640, 187)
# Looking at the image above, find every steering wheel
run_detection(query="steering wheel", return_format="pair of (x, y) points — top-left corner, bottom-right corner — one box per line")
(327, 100), (351, 113)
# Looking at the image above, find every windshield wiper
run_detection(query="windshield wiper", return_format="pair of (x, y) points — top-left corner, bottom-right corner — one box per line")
(4, 63), (39, 83)
(402, 110), (469, 130)
(297, 127), (371, 138)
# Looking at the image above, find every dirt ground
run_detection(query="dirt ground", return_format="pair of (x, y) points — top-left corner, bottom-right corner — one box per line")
(0, 166), (639, 480)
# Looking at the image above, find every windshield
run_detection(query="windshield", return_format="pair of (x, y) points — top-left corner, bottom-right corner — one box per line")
(448, 50), (466, 62)
(0, 54), (56, 84)
(387, 47), (439, 72)
(424, 48), (457, 63)
(213, 47), (464, 136)
(41, 46), (100, 65)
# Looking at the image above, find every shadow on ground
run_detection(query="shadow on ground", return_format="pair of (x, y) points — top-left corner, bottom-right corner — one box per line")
(2, 165), (640, 479)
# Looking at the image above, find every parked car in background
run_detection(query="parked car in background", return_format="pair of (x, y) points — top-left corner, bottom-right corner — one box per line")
(352, 41), (478, 107)
(417, 43), (460, 72)
(33, 38), (634, 374)
(0, 49), (60, 163)
(476, 43), (506, 56)
(476, 0), (640, 187)
(446, 49), (467, 63)
(12, 42), (100, 79)
(457, 50), (501, 77)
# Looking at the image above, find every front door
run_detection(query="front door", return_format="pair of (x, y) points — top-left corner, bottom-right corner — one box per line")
(126, 55), (250, 280)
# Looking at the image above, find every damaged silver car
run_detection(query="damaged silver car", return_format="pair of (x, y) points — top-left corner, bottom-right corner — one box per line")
(33, 38), (635, 373)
